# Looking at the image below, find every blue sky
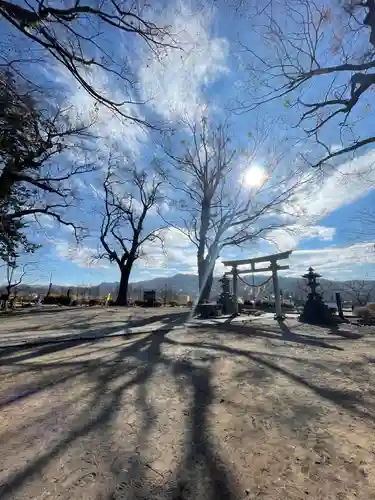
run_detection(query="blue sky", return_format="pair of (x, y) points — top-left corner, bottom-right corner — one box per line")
(2, 0), (375, 286)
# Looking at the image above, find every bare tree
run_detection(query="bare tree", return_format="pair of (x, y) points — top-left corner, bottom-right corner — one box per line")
(0, 0), (176, 125)
(99, 162), (165, 305)
(350, 208), (375, 241)
(0, 69), (95, 259)
(344, 279), (375, 305)
(237, 0), (375, 167)
(0, 255), (36, 309)
(164, 117), (302, 302)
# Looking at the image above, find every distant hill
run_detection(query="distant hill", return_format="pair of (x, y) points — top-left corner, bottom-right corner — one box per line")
(5, 272), (375, 304)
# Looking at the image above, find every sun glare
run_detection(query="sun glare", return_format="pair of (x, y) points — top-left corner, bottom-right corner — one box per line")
(242, 164), (268, 188)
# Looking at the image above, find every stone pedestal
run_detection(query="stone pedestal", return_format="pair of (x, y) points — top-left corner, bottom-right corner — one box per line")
(218, 275), (235, 314)
(300, 296), (333, 325)
(299, 267), (334, 325)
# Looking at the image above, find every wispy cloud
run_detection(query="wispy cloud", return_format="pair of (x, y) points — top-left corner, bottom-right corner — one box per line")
(287, 242), (375, 279)
(139, 227), (197, 271)
(265, 149), (375, 250)
(54, 240), (109, 269)
(266, 225), (336, 252)
(290, 149), (375, 220)
(139, 3), (228, 122)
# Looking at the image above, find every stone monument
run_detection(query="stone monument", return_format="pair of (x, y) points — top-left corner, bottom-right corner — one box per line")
(299, 267), (333, 325)
(218, 275), (233, 314)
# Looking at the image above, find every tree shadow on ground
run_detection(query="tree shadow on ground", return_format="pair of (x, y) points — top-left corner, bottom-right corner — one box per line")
(167, 335), (375, 425)
(0, 311), (189, 350)
(0, 313), (242, 500)
(1, 314), (374, 499)
(326, 323), (364, 339)
(208, 320), (344, 351)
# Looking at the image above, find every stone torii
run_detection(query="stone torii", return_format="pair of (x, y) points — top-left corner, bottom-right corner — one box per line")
(222, 250), (293, 319)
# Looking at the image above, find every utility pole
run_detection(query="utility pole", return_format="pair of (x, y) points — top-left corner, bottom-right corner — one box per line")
(46, 272), (53, 297)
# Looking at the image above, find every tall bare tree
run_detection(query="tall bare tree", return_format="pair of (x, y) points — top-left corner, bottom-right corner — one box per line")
(165, 118), (301, 302)
(0, 0), (176, 125)
(344, 279), (375, 305)
(99, 162), (164, 305)
(238, 0), (375, 167)
(0, 69), (94, 259)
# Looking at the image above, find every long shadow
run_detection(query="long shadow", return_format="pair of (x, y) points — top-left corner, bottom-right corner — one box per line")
(248, 352), (375, 422)
(0, 338), (94, 364)
(0, 314), (181, 498)
(0, 306), (85, 318)
(0, 312), (241, 500)
(326, 323), (364, 339)
(167, 337), (375, 425)
(9, 312), (365, 498)
(0, 311), (189, 353)
(172, 360), (240, 500)
(3, 309), (189, 336)
(209, 321), (344, 351)
(277, 321), (344, 350)
(2, 315), (371, 499)
(0, 364), (98, 411)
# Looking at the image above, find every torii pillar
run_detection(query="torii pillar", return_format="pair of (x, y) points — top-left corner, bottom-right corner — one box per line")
(222, 250), (292, 320)
(232, 265), (239, 315)
(271, 259), (282, 319)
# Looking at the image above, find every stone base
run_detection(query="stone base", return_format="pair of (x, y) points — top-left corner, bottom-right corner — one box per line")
(299, 298), (334, 325)
(196, 303), (222, 318)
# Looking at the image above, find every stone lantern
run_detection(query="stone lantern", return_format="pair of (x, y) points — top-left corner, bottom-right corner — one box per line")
(299, 267), (333, 324)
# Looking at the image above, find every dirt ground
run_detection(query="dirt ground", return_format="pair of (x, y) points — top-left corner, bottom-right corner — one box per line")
(0, 306), (189, 345)
(1, 310), (375, 500)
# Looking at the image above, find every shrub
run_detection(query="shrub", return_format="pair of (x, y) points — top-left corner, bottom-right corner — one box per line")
(42, 295), (71, 306)
(169, 300), (180, 307)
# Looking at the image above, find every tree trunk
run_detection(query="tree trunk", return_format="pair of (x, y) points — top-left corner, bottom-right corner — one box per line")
(198, 259), (214, 303)
(115, 264), (132, 306)
(0, 164), (17, 203)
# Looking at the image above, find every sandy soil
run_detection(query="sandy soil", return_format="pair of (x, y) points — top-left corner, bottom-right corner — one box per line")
(0, 311), (375, 499)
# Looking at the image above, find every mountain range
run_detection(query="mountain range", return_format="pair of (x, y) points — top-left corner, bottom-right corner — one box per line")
(7, 273), (375, 304)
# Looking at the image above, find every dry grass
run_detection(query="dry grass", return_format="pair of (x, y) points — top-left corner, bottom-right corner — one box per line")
(0, 312), (375, 499)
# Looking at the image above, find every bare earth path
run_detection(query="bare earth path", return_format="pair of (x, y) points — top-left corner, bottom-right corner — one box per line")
(0, 309), (375, 499)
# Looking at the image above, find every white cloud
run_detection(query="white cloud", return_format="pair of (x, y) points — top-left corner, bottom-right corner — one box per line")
(289, 149), (375, 221)
(139, 3), (228, 122)
(137, 226), (229, 276)
(139, 227), (197, 271)
(287, 242), (375, 279)
(50, 63), (148, 161)
(263, 149), (375, 250)
(54, 240), (109, 269)
(267, 225), (336, 252)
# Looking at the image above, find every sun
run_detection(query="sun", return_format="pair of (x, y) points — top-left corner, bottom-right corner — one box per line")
(242, 164), (268, 188)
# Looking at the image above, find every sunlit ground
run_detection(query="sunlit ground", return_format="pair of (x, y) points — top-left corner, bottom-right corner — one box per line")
(0, 309), (375, 499)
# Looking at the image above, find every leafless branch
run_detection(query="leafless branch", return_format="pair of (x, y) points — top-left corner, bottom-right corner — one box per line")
(0, 0), (179, 125)
(237, 0), (375, 166)
(162, 116), (303, 300)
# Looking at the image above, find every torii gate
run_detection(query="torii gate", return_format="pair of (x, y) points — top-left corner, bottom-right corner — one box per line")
(222, 250), (292, 319)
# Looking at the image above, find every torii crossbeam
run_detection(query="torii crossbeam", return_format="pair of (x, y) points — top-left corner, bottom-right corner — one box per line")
(222, 250), (293, 319)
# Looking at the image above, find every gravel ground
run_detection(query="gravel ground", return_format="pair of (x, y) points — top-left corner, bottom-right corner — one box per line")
(0, 311), (375, 500)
